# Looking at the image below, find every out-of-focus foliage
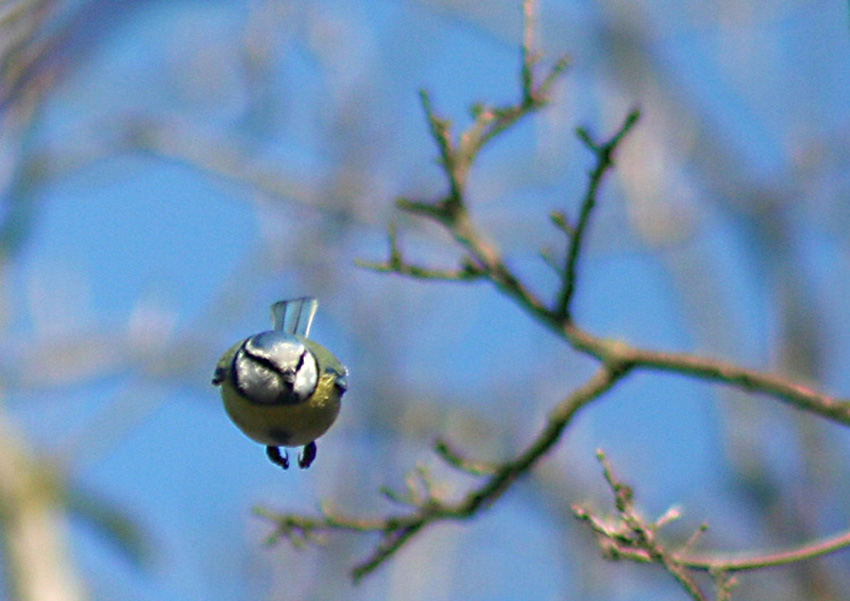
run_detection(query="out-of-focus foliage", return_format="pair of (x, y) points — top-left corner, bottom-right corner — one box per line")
(1, 0), (849, 600)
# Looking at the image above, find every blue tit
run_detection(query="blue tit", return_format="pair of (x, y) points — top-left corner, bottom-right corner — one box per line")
(212, 297), (347, 469)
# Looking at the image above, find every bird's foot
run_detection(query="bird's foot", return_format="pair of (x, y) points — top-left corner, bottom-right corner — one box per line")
(298, 441), (317, 469)
(266, 446), (290, 469)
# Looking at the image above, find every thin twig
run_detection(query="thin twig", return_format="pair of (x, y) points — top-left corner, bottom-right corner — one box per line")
(434, 439), (499, 476)
(520, 0), (538, 104)
(577, 451), (850, 597)
(354, 223), (485, 281)
(419, 90), (465, 212)
(555, 109), (641, 320)
(577, 451), (709, 601)
(678, 527), (850, 572)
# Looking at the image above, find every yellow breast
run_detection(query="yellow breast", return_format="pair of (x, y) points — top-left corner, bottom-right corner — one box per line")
(220, 372), (342, 447)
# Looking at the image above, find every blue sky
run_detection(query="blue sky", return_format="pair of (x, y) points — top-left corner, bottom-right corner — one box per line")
(4, 1), (850, 600)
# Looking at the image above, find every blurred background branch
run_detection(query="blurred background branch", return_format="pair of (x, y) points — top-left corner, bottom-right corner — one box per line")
(1, 0), (849, 600)
(0, 2), (88, 600)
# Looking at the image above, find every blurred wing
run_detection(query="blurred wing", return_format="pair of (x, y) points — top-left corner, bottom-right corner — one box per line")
(271, 297), (318, 337)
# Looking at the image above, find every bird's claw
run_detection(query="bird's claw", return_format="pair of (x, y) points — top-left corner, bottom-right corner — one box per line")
(298, 441), (317, 469)
(266, 446), (290, 469)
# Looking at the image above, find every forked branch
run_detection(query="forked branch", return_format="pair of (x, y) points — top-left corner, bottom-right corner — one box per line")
(261, 0), (850, 592)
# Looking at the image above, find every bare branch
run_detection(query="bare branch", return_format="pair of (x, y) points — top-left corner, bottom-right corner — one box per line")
(418, 89), (464, 211)
(576, 450), (850, 598)
(555, 109), (641, 320)
(353, 223), (486, 282)
(679, 528), (850, 573)
(272, 0), (850, 589)
(262, 366), (623, 582)
(433, 439), (499, 476)
(560, 322), (850, 425)
(574, 451), (709, 601)
(520, 0), (539, 103)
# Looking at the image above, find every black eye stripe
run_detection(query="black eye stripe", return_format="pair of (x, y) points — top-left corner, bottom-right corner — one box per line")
(294, 348), (306, 374)
(231, 339), (290, 399)
(233, 337), (319, 404)
(242, 342), (292, 380)
(231, 339), (248, 396)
